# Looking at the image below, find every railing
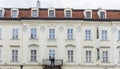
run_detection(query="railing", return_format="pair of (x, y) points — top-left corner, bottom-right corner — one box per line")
(42, 59), (63, 66)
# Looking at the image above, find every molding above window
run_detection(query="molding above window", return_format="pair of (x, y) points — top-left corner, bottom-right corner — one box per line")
(11, 8), (19, 18)
(84, 9), (92, 19)
(65, 44), (76, 48)
(100, 46), (110, 48)
(10, 45), (20, 47)
(64, 8), (72, 18)
(0, 7), (5, 17)
(83, 46), (94, 48)
(28, 44), (39, 47)
(97, 9), (106, 19)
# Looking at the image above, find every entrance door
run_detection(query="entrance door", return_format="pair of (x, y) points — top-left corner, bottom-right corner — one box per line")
(49, 50), (55, 59)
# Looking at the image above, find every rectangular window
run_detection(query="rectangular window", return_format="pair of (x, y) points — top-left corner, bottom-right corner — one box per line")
(31, 50), (37, 61)
(49, 28), (55, 39)
(86, 12), (91, 19)
(12, 10), (18, 18)
(102, 51), (108, 62)
(49, 10), (55, 17)
(32, 10), (38, 17)
(86, 50), (92, 62)
(67, 28), (73, 40)
(102, 30), (107, 40)
(12, 50), (18, 61)
(49, 50), (55, 58)
(0, 29), (1, 39)
(68, 50), (73, 62)
(118, 30), (120, 40)
(100, 12), (105, 19)
(0, 10), (3, 17)
(66, 10), (71, 18)
(12, 28), (18, 39)
(85, 30), (91, 40)
(31, 28), (37, 39)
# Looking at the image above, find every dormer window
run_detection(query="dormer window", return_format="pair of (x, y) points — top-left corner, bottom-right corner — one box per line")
(48, 9), (55, 17)
(0, 8), (4, 17)
(64, 8), (72, 18)
(100, 12), (105, 19)
(31, 8), (39, 17)
(11, 9), (19, 18)
(97, 9), (106, 19)
(84, 9), (92, 19)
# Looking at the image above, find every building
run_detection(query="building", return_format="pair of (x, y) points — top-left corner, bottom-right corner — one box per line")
(0, 6), (120, 69)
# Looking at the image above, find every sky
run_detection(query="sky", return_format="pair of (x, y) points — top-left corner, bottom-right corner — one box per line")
(0, 0), (119, 9)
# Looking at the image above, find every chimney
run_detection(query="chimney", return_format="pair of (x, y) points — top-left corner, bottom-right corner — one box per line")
(36, 0), (40, 8)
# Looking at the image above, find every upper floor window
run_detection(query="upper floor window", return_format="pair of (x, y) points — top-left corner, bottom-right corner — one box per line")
(100, 12), (105, 19)
(30, 50), (37, 61)
(102, 51), (108, 62)
(85, 30), (91, 40)
(11, 10), (18, 18)
(102, 30), (108, 40)
(49, 28), (55, 39)
(86, 50), (92, 62)
(31, 28), (37, 39)
(0, 10), (4, 17)
(118, 30), (120, 40)
(67, 28), (73, 40)
(0, 29), (2, 39)
(68, 50), (73, 62)
(48, 10), (55, 17)
(65, 10), (71, 18)
(12, 50), (18, 61)
(31, 10), (38, 17)
(12, 28), (18, 39)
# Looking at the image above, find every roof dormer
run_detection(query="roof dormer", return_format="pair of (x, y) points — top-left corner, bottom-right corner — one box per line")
(48, 7), (55, 18)
(64, 8), (72, 18)
(84, 9), (92, 19)
(31, 7), (39, 17)
(11, 8), (19, 18)
(0, 7), (5, 17)
(97, 8), (106, 19)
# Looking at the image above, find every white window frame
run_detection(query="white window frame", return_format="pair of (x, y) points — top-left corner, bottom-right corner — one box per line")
(86, 50), (92, 62)
(101, 30), (108, 40)
(31, 8), (39, 17)
(30, 49), (37, 62)
(49, 28), (55, 40)
(85, 30), (91, 40)
(48, 8), (55, 17)
(49, 49), (55, 58)
(102, 51), (108, 62)
(67, 28), (73, 40)
(97, 9), (106, 19)
(11, 8), (19, 18)
(12, 49), (18, 61)
(0, 8), (4, 17)
(64, 9), (72, 18)
(84, 9), (92, 19)
(30, 28), (37, 39)
(68, 50), (74, 62)
(12, 28), (18, 39)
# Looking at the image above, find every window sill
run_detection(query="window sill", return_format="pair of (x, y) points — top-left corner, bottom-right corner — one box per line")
(84, 39), (93, 41)
(29, 38), (38, 40)
(10, 39), (20, 40)
(101, 61), (110, 63)
(29, 61), (38, 62)
(66, 61), (75, 63)
(100, 40), (109, 41)
(66, 39), (75, 41)
(10, 61), (20, 62)
(84, 61), (93, 63)
(47, 39), (57, 41)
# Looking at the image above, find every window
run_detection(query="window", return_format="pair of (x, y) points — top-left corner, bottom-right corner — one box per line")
(12, 50), (18, 61)
(119, 51), (120, 62)
(118, 30), (120, 40)
(30, 50), (37, 61)
(49, 10), (55, 17)
(0, 49), (1, 60)
(32, 10), (38, 17)
(86, 12), (91, 19)
(67, 28), (73, 40)
(102, 51), (108, 62)
(85, 30), (91, 40)
(11, 10), (18, 18)
(102, 30), (107, 40)
(49, 50), (55, 58)
(100, 12), (105, 19)
(65, 10), (71, 18)
(49, 28), (55, 39)
(31, 28), (37, 39)
(0, 10), (3, 17)
(68, 50), (73, 62)
(86, 50), (92, 62)
(12, 28), (18, 39)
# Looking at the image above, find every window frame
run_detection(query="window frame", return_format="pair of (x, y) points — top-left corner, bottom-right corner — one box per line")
(12, 49), (18, 62)
(49, 28), (55, 40)
(85, 30), (91, 40)
(11, 9), (19, 18)
(102, 51), (109, 63)
(97, 10), (106, 19)
(101, 30), (108, 40)
(67, 28), (73, 40)
(0, 8), (4, 17)
(30, 28), (37, 39)
(31, 8), (39, 17)
(30, 49), (37, 62)
(84, 10), (92, 19)
(12, 28), (18, 39)
(48, 8), (55, 18)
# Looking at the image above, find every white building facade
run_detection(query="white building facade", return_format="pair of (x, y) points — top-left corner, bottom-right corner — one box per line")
(0, 7), (119, 69)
